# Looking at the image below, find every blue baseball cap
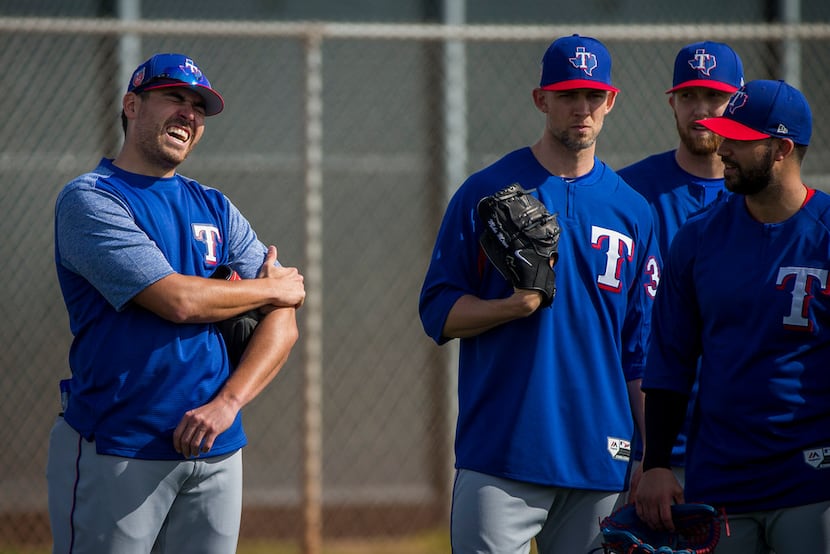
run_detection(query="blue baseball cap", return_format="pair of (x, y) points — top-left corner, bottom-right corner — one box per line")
(128, 53), (224, 116)
(666, 41), (744, 94)
(697, 80), (812, 145)
(539, 34), (619, 93)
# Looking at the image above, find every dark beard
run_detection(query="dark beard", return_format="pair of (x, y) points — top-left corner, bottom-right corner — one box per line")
(724, 146), (774, 195)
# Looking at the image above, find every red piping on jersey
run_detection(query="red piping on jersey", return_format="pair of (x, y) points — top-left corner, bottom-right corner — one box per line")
(803, 186), (815, 207)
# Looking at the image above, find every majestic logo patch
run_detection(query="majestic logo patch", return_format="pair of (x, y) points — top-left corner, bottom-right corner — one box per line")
(689, 48), (717, 76)
(569, 46), (598, 76)
(803, 447), (830, 469)
(608, 437), (631, 462)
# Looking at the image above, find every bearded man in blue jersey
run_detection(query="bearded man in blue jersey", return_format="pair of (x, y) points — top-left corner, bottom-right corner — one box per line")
(617, 41), (744, 496)
(419, 35), (661, 553)
(636, 80), (830, 553)
(47, 53), (305, 554)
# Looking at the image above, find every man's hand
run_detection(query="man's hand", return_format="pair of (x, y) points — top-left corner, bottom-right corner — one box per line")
(511, 287), (545, 314)
(634, 467), (685, 531)
(628, 460), (643, 501)
(261, 245), (305, 309)
(173, 395), (240, 458)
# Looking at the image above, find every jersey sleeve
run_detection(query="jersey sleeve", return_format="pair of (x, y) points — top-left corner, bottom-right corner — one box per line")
(55, 182), (174, 311)
(419, 185), (483, 345)
(620, 202), (662, 382)
(642, 220), (703, 393)
(223, 196), (270, 278)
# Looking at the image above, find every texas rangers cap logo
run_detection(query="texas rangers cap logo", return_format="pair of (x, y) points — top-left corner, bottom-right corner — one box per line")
(183, 57), (204, 79)
(569, 46), (598, 76)
(689, 48), (717, 76)
(727, 90), (749, 114)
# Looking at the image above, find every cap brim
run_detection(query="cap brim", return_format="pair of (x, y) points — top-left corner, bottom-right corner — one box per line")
(666, 80), (740, 94)
(696, 117), (770, 141)
(138, 83), (225, 116)
(541, 79), (619, 93)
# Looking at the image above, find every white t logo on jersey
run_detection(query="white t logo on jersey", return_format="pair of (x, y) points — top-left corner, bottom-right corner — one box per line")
(592, 226), (634, 292)
(776, 266), (828, 330)
(192, 224), (222, 264)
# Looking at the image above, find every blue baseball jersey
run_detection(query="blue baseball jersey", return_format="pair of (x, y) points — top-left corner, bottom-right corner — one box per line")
(617, 150), (727, 466)
(643, 189), (830, 512)
(54, 158), (269, 460)
(419, 147), (661, 491)
(618, 151), (726, 259)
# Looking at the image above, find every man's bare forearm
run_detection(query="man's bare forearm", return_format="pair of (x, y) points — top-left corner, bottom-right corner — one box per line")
(218, 306), (299, 411)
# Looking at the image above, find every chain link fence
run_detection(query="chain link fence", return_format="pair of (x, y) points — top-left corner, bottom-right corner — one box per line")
(1, 14), (830, 551)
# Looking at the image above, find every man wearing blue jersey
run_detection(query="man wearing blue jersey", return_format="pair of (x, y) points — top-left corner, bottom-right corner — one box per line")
(636, 80), (830, 553)
(617, 41), (744, 492)
(419, 34), (661, 553)
(47, 53), (306, 554)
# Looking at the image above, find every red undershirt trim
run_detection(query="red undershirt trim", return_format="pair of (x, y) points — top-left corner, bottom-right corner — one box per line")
(803, 185), (815, 207)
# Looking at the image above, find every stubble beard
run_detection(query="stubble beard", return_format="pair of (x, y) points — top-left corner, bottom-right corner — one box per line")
(136, 120), (193, 172)
(556, 129), (597, 152)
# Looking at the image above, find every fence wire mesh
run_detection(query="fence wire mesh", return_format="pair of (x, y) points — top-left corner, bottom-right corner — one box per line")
(1, 14), (830, 551)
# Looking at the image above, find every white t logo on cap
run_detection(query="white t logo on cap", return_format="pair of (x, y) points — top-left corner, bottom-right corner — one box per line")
(184, 58), (202, 78)
(569, 47), (598, 76)
(689, 48), (717, 75)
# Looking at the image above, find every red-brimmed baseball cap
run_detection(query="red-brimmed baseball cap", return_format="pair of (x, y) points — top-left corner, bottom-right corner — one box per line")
(128, 53), (224, 116)
(666, 41), (744, 94)
(539, 34), (619, 93)
(697, 79), (812, 145)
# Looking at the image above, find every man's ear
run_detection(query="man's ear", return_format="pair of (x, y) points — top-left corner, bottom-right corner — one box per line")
(123, 92), (139, 119)
(776, 138), (795, 161)
(605, 90), (618, 113)
(532, 88), (548, 113)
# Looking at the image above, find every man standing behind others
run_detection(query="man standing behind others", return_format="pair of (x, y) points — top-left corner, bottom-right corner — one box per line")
(617, 40), (744, 490)
(636, 79), (830, 553)
(419, 35), (661, 553)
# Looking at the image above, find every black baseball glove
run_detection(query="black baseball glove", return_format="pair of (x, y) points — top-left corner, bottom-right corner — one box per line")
(210, 265), (262, 368)
(599, 503), (724, 554)
(477, 183), (561, 307)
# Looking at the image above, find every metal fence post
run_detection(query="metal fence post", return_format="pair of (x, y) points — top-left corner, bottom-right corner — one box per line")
(302, 28), (325, 554)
